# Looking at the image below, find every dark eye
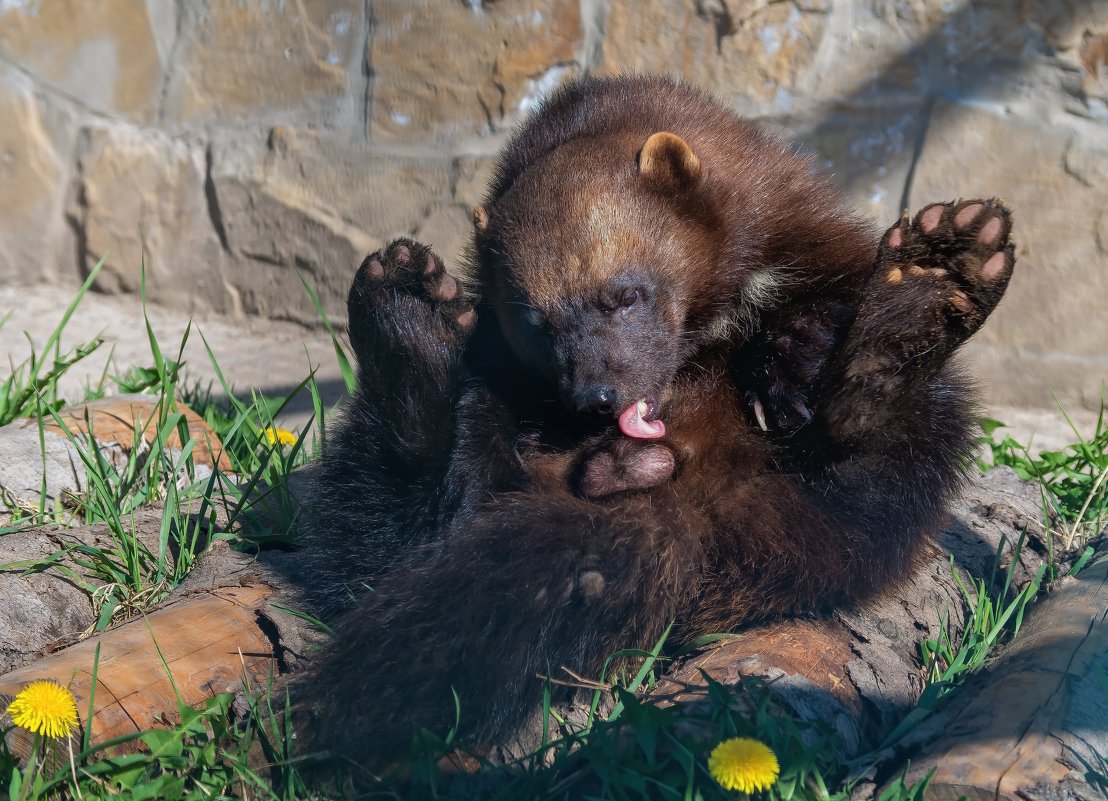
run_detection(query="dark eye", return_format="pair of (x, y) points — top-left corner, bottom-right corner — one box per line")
(525, 308), (546, 328)
(620, 289), (639, 309)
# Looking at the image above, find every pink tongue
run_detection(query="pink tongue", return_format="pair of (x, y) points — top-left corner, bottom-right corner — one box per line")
(618, 400), (666, 439)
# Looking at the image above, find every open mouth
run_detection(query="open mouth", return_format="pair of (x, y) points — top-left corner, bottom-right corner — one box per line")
(617, 396), (666, 439)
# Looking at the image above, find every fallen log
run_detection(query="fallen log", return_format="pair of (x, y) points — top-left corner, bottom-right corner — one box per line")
(0, 394), (232, 525)
(901, 553), (1108, 801)
(0, 509), (169, 674)
(0, 584), (280, 763)
(0, 503), (237, 675)
(0, 396), (234, 672)
(1, 465), (1095, 798)
(40, 394), (233, 473)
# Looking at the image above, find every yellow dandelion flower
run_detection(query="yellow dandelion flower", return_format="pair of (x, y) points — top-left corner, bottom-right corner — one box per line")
(5, 680), (79, 739)
(707, 736), (780, 794)
(262, 426), (298, 447)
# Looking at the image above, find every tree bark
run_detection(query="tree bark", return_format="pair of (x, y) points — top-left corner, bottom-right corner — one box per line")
(2, 464), (1102, 801)
(0, 585), (278, 762)
(0, 395), (236, 673)
(0, 394), (232, 527)
(901, 553), (1108, 801)
(0, 534), (318, 763)
(0, 509), (167, 674)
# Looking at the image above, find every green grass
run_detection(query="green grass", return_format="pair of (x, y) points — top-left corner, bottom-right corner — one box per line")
(0, 270), (320, 630)
(979, 405), (1107, 558)
(2, 657), (308, 801)
(1, 279), (1105, 800)
(0, 262), (107, 429)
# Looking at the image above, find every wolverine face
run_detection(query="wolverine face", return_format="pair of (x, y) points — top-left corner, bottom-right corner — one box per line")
(510, 264), (683, 427)
(478, 194), (700, 435)
(476, 130), (720, 437)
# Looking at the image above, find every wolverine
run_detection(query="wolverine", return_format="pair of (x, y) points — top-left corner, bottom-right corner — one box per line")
(300, 75), (1015, 763)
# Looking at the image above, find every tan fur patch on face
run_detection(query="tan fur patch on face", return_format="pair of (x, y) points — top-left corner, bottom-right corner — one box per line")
(584, 197), (642, 270)
(523, 191), (654, 313)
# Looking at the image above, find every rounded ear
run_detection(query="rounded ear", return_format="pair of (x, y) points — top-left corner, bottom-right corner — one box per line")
(637, 132), (701, 189)
(473, 205), (489, 232)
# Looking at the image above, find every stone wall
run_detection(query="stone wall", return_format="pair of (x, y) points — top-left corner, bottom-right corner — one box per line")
(0, 0), (1105, 409)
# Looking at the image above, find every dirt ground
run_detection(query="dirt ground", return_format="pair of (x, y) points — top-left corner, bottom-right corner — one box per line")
(1, 284), (1100, 453)
(0, 284), (343, 435)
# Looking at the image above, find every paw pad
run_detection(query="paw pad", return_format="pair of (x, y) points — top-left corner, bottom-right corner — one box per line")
(436, 273), (459, 301)
(977, 216), (1003, 246)
(350, 238), (476, 342)
(877, 198), (1015, 331)
(392, 244), (412, 264)
(954, 202), (985, 229)
(920, 204), (945, 232)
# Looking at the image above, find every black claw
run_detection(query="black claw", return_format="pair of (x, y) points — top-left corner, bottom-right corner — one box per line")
(792, 399), (813, 422)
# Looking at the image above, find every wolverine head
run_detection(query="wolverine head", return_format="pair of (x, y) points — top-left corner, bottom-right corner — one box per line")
(475, 131), (723, 437)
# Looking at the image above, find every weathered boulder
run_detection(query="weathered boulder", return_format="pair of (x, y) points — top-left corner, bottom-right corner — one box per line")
(208, 126), (457, 321)
(160, 0), (364, 128)
(0, 64), (69, 285)
(599, 0), (827, 116)
(68, 124), (233, 313)
(0, 0), (1106, 410)
(369, 0), (583, 141)
(794, 106), (928, 222)
(909, 101), (1108, 410)
(0, 0), (165, 123)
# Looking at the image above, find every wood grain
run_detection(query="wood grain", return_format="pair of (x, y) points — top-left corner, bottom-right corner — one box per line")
(0, 585), (277, 760)
(905, 555), (1108, 801)
(23, 393), (233, 472)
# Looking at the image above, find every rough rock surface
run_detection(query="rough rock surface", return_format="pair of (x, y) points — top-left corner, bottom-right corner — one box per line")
(0, 0), (1105, 409)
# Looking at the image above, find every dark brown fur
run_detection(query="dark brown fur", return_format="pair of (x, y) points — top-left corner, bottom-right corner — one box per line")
(299, 76), (1015, 766)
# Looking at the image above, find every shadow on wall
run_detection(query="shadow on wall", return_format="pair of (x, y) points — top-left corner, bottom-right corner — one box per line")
(781, 0), (1108, 409)
(793, 0), (1101, 207)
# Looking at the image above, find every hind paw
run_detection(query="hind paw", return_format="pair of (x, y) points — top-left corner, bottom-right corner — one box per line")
(879, 199), (1014, 331)
(348, 239), (476, 361)
(575, 439), (677, 500)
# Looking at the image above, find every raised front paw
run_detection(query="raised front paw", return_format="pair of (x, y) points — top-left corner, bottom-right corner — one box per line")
(849, 199), (1015, 375)
(347, 238), (476, 364)
(880, 199), (1014, 335)
(741, 300), (854, 432)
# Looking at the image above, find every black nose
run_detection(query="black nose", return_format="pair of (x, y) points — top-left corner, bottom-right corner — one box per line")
(575, 386), (617, 416)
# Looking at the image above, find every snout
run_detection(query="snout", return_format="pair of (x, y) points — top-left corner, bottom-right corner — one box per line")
(572, 384), (619, 416)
